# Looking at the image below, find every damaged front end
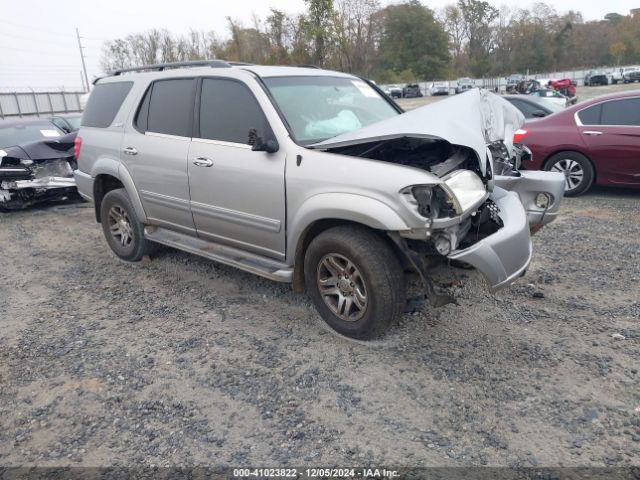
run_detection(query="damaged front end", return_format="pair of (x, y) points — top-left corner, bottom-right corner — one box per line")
(311, 89), (564, 296)
(0, 133), (77, 210)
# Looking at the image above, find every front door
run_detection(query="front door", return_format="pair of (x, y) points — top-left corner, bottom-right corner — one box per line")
(187, 77), (286, 259)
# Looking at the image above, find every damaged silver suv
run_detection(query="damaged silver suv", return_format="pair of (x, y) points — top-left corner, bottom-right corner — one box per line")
(74, 60), (565, 339)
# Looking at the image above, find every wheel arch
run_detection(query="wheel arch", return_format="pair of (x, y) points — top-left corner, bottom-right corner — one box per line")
(92, 164), (147, 224)
(290, 218), (408, 294)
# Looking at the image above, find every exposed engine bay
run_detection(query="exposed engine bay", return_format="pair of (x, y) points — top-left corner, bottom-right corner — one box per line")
(323, 137), (487, 181)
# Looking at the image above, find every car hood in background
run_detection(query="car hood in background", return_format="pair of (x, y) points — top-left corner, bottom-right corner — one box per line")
(310, 89), (524, 176)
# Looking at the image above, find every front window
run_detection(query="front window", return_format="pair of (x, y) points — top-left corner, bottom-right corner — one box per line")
(263, 76), (398, 144)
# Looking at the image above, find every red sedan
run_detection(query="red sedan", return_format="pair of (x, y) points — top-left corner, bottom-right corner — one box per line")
(515, 90), (640, 196)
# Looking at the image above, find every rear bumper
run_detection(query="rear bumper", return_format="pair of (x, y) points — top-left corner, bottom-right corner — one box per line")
(447, 187), (532, 291)
(73, 169), (94, 202)
(494, 170), (565, 229)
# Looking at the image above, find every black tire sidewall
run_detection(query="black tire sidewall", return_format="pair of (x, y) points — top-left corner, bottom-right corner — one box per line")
(100, 188), (147, 261)
(545, 152), (594, 197)
(304, 227), (405, 340)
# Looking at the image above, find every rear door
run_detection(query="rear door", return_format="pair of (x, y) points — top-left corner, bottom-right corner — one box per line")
(122, 78), (197, 233)
(187, 77), (286, 259)
(577, 97), (640, 185)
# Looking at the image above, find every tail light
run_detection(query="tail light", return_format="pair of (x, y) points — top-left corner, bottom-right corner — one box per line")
(513, 129), (528, 143)
(74, 136), (82, 160)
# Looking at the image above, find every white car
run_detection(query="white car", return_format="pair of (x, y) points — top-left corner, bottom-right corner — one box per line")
(428, 82), (450, 96)
(529, 89), (569, 107)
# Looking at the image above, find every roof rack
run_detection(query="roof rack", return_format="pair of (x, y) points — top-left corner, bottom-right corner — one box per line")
(110, 60), (232, 76)
(290, 64), (320, 69)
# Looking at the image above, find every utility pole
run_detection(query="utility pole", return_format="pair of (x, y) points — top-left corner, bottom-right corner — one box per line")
(76, 27), (90, 92)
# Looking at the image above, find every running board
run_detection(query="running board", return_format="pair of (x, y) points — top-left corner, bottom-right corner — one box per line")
(144, 227), (293, 283)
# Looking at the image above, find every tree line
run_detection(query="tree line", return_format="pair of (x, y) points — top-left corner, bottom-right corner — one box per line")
(100, 0), (640, 83)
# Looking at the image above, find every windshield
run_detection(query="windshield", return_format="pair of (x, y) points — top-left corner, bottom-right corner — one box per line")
(66, 116), (82, 129)
(0, 123), (62, 148)
(535, 98), (564, 113)
(263, 76), (399, 144)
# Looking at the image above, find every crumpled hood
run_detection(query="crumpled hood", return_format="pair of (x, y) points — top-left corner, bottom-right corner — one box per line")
(310, 89), (524, 175)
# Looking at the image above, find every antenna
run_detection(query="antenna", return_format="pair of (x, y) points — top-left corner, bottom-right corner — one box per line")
(76, 28), (90, 92)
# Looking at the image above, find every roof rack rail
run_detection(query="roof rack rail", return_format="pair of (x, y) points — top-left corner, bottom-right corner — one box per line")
(290, 64), (320, 69)
(110, 60), (232, 77)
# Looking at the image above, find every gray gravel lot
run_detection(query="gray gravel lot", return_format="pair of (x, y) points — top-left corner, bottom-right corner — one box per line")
(0, 186), (639, 468)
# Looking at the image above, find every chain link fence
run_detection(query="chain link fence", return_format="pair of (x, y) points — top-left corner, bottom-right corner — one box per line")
(0, 89), (87, 119)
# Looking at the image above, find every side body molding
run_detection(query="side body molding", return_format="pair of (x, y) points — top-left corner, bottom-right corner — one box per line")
(286, 193), (411, 262)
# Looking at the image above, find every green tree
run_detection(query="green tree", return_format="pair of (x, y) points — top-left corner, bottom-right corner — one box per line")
(458, 0), (498, 76)
(304, 0), (335, 66)
(378, 1), (450, 80)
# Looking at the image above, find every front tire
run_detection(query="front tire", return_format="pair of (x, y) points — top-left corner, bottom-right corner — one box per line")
(544, 151), (594, 197)
(100, 188), (154, 261)
(304, 225), (406, 340)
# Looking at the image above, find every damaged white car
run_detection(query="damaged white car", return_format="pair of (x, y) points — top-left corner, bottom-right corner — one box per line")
(74, 62), (565, 339)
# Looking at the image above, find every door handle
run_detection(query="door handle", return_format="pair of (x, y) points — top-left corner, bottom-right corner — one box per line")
(192, 157), (213, 167)
(123, 146), (138, 155)
(583, 130), (603, 136)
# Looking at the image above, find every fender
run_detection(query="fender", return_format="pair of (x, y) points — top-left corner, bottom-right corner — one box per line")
(286, 192), (411, 262)
(90, 156), (148, 223)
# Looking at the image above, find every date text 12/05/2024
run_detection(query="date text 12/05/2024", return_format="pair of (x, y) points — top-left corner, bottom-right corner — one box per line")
(233, 468), (400, 478)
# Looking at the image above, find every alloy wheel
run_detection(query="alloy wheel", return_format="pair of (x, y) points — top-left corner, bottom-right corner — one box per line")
(107, 205), (134, 247)
(550, 158), (584, 192)
(316, 253), (368, 322)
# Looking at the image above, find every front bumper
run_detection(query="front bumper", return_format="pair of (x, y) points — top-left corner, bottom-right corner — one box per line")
(447, 187), (532, 291)
(494, 170), (565, 230)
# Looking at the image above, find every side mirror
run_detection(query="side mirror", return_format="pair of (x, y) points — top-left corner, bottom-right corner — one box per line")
(532, 110), (547, 118)
(248, 129), (279, 154)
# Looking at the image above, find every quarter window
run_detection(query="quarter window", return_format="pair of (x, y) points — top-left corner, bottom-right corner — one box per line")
(82, 82), (133, 128)
(146, 79), (195, 137)
(198, 78), (268, 144)
(577, 104), (601, 125)
(601, 98), (640, 126)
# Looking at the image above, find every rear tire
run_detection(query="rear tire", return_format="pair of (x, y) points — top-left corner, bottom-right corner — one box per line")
(544, 152), (594, 197)
(304, 225), (405, 340)
(100, 188), (155, 261)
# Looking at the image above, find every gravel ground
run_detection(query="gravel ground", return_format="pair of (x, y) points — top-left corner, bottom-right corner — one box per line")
(0, 185), (639, 468)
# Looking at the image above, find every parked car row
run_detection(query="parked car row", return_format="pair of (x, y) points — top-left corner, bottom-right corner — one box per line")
(611, 66), (640, 84)
(382, 83), (424, 98)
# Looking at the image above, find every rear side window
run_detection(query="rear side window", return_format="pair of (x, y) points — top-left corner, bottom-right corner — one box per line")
(146, 79), (195, 137)
(198, 78), (268, 144)
(577, 104), (601, 125)
(510, 99), (538, 119)
(601, 98), (640, 126)
(82, 82), (133, 128)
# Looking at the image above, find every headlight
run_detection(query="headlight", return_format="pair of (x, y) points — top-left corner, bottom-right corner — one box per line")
(441, 170), (487, 214)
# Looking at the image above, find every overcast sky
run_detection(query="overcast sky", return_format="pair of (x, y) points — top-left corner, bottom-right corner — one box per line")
(0, 0), (636, 90)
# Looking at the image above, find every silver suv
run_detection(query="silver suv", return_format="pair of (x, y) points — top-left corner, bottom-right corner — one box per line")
(74, 60), (565, 339)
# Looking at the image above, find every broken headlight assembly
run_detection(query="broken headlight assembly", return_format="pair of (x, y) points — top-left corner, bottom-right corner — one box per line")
(440, 170), (487, 214)
(402, 170), (488, 220)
